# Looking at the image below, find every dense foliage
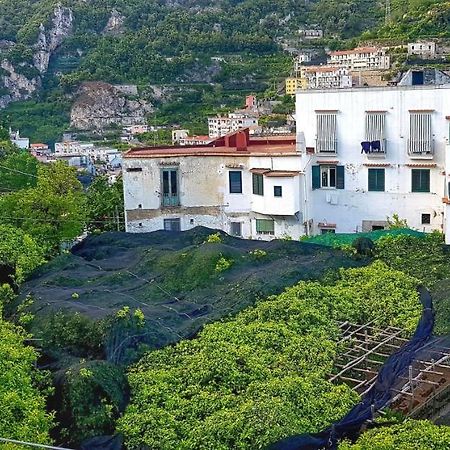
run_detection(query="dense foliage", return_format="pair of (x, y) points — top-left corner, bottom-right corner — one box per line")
(339, 419), (450, 449)
(118, 262), (421, 449)
(0, 306), (54, 446)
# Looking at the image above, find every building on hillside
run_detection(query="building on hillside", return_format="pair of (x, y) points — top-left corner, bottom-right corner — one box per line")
(179, 135), (213, 146)
(299, 29), (323, 40)
(208, 112), (259, 138)
(54, 141), (95, 156)
(398, 68), (450, 86)
(285, 77), (304, 95)
(301, 66), (352, 90)
(328, 47), (390, 71)
(295, 84), (450, 242)
(294, 53), (312, 72)
(122, 130), (303, 239)
(29, 144), (51, 163)
(407, 42), (437, 59)
(9, 129), (29, 149)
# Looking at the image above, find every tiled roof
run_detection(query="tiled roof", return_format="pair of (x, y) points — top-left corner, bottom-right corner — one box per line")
(124, 129), (297, 158)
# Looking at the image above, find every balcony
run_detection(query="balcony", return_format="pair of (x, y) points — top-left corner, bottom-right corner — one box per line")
(407, 139), (434, 159)
(316, 138), (337, 155)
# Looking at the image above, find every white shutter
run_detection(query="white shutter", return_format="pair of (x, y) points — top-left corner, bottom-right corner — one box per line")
(365, 112), (386, 152)
(408, 112), (432, 154)
(316, 113), (337, 153)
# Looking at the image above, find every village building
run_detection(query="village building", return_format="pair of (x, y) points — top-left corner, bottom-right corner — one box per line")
(122, 130), (302, 239)
(328, 47), (390, 71)
(9, 129), (29, 149)
(299, 29), (323, 40)
(208, 112), (259, 138)
(295, 84), (450, 242)
(407, 42), (437, 59)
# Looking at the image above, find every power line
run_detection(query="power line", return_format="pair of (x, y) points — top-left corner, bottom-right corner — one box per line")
(0, 437), (74, 450)
(0, 164), (38, 178)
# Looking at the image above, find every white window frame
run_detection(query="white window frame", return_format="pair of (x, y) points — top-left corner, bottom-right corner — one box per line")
(365, 112), (386, 152)
(320, 165), (336, 189)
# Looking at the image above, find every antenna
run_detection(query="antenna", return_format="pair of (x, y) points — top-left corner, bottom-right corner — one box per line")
(385, 0), (391, 24)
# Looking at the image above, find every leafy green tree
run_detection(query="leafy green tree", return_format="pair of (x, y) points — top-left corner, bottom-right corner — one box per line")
(0, 224), (45, 284)
(0, 151), (39, 192)
(0, 161), (87, 254)
(0, 307), (54, 446)
(86, 176), (125, 232)
(339, 419), (450, 449)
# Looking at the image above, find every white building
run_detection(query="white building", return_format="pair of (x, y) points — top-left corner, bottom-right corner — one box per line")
(300, 66), (352, 90)
(294, 53), (312, 72)
(299, 29), (323, 40)
(9, 129), (29, 149)
(208, 113), (259, 138)
(54, 141), (95, 156)
(295, 84), (450, 242)
(328, 47), (390, 71)
(123, 130), (303, 239)
(408, 42), (437, 59)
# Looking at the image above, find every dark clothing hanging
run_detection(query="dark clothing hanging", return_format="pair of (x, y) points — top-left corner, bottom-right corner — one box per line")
(371, 140), (382, 152)
(361, 141), (371, 154)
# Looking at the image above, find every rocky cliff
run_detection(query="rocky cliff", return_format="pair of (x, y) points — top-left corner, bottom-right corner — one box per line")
(33, 5), (73, 74)
(70, 82), (153, 130)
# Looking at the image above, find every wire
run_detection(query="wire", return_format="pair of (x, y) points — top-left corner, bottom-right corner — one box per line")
(0, 437), (74, 450)
(0, 164), (38, 178)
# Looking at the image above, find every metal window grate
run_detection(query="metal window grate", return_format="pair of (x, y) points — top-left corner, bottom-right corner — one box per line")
(408, 112), (433, 154)
(365, 112), (386, 152)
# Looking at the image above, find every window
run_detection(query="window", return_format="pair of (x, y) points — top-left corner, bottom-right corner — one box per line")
(368, 168), (385, 192)
(230, 222), (242, 237)
(274, 186), (282, 197)
(321, 228), (336, 235)
(252, 173), (264, 195)
(316, 113), (337, 153)
(408, 112), (432, 154)
(365, 112), (386, 153)
(321, 165), (336, 188)
(229, 171), (242, 193)
(411, 169), (430, 192)
(311, 165), (345, 190)
(421, 213), (431, 224)
(164, 218), (181, 232)
(126, 167), (142, 172)
(161, 169), (179, 206)
(372, 225), (385, 231)
(256, 219), (274, 235)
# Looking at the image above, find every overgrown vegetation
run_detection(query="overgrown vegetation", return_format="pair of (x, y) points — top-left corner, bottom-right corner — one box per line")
(118, 262), (421, 449)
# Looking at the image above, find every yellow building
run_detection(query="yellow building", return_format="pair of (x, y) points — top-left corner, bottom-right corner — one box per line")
(285, 77), (306, 95)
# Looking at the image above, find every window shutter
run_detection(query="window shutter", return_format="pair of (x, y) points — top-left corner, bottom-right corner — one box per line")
(336, 165), (345, 189)
(368, 169), (376, 191)
(312, 165), (320, 190)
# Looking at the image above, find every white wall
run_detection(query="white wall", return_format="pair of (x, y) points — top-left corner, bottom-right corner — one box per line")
(296, 85), (450, 234)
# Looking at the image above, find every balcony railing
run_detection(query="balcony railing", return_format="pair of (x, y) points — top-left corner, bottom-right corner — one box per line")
(362, 139), (387, 157)
(162, 193), (180, 207)
(316, 138), (337, 154)
(407, 139), (434, 157)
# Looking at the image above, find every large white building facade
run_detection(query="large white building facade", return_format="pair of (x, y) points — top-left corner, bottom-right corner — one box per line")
(295, 85), (450, 242)
(123, 85), (450, 244)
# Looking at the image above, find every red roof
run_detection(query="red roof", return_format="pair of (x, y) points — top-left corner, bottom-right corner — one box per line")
(124, 129), (297, 158)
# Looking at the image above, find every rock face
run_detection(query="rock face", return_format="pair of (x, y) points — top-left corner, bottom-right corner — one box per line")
(0, 60), (40, 108)
(33, 4), (74, 73)
(70, 82), (154, 130)
(102, 9), (125, 35)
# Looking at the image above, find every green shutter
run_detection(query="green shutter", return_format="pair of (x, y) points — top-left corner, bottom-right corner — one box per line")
(412, 169), (430, 192)
(336, 165), (345, 189)
(256, 219), (274, 234)
(368, 169), (385, 192)
(312, 165), (320, 190)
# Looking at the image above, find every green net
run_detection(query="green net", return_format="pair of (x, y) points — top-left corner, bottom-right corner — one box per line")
(303, 228), (425, 247)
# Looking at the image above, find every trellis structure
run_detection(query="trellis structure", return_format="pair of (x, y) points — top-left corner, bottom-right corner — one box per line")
(330, 323), (450, 418)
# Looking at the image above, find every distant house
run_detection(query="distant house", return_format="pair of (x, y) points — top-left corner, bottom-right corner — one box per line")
(208, 112), (259, 138)
(328, 47), (390, 71)
(299, 29), (323, 40)
(123, 129), (302, 239)
(407, 42), (437, 59)
(398, 68), (450, 86)
(300, 66), (352, 90)
(9, 129), (29, 149)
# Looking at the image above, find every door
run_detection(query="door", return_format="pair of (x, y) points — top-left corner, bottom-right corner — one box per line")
(162, 169), (179, 206)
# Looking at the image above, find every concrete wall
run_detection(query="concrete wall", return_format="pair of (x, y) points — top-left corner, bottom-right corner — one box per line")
(296, 85), (450, 235)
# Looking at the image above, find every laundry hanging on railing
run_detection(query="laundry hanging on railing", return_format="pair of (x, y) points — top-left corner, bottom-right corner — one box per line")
(361, 140), (382, 154)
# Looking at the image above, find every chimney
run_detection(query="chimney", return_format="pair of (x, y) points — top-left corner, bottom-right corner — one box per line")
(235, 130), (248, 151)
